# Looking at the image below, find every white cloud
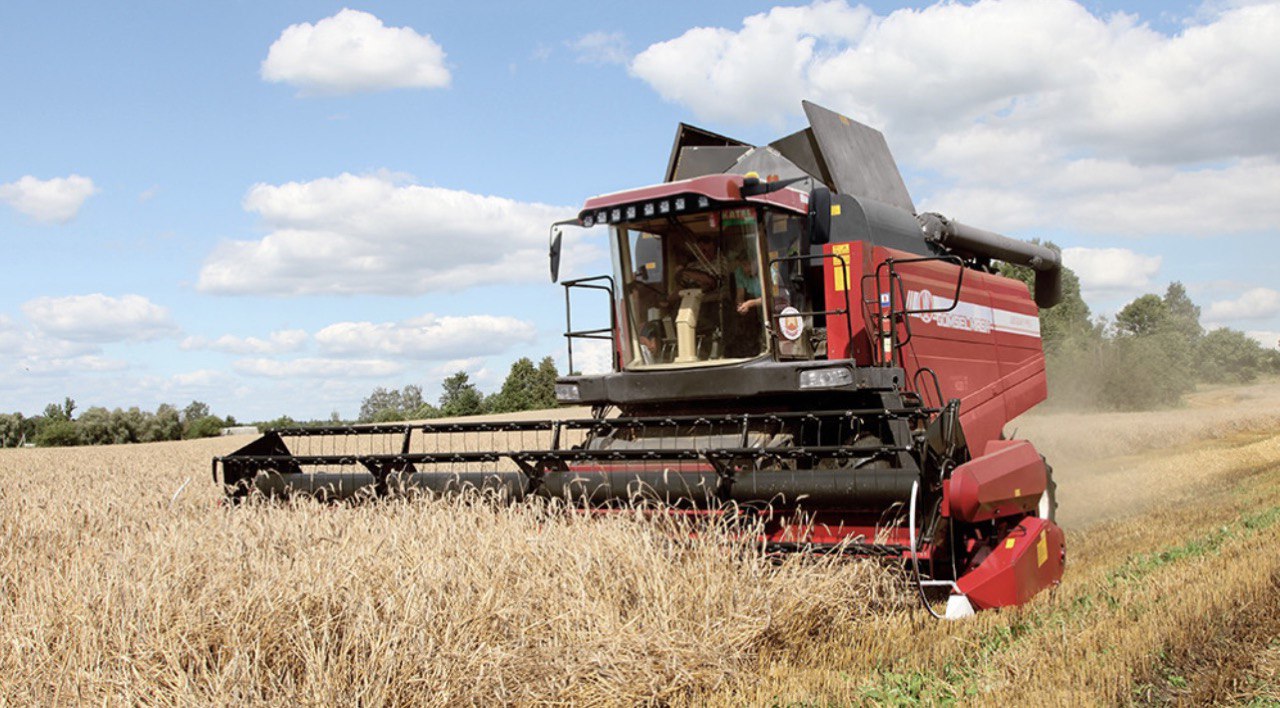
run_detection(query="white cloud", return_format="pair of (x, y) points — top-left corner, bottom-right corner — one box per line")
(261, 9), (450, 95)
(632, 0), (1280, 159)
(197, 172), (599, 296)
(233, 357), (403, 379)
(0, 175), (97, 224)
(569, 31), (630, 65)
(19, 355), (128, 376)
(1207, 287), (1280, 321)
(315, 314), (536, 359)
(1061, 247), (1162, 295)
(180, 329), (308, 355)
(170, 369), (236, 388)
(568, 339), (614, 375)
(1246, 330), (1280, 350)
(630, 1), (1280, 238)
(22, 294), (178, 343)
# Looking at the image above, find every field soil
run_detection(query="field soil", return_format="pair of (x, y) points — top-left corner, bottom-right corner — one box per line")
(2, 380), (1280, 705)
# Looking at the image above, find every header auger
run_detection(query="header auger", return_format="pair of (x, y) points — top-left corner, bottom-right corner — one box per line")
(216, 100), (1065, 617)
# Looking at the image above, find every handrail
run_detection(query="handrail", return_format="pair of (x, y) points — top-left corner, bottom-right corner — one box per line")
(862, 254), (965, 367)
(561, 274), (617, 374)
(764, 252), (855, 358)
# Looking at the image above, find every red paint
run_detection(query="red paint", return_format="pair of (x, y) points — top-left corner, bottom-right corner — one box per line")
(956, 516), (1066, 610)
(944, 440), (1047, 523)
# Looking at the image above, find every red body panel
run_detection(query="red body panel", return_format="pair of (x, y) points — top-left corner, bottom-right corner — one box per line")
(580, 174), (809, 218)
(944, 440), (1047, 523)
(956, 516), (1065, 610)
(821, 241), (1046, 449)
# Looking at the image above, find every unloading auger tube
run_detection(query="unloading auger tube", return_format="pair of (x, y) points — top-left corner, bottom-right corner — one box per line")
(215, 99), (1068, 617)
(917, 212), (1063, 309)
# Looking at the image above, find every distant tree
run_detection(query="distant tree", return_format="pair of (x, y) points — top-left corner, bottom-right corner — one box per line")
(36, 420), (81, 447)
(488, 358), (541, 413)
(534, 357), (561, 408)
(0, 413), (24, 448)
(182, 401), (211, 424)
(261, 415), (297, 430)
(1161, 282), (1203, 341)
(185, 415), (226, 439)
(439, 372), (485, 417)
(144, 404), (183, 442)
(43, 400), (72, 422)
(1115, 294), (1168, 338)
(1097, 334), (1192, 410)
(78, 407), (113, 445)
(1198, 328), (1266, 384)
(359, 384), (427, 422)
(110, 407), (145, 444)
(1263, 348), (1280, 374)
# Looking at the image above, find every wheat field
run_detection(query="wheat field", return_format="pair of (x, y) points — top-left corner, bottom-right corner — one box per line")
(3, 380), (1280, 705)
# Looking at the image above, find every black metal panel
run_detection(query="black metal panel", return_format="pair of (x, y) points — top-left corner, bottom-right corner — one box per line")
(802, 101), (914, 212)
(671, 146), (752, 181)
(570, 359), (905, 407)
(664, 123), (752, 183)
(768, 128), (832, 187)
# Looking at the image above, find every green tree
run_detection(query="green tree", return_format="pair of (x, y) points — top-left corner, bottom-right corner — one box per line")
(534, 357), (561, 408)
(185, 415), (226, 439)
(182, 401), (211, 424)
(488, 358), (541, 413)
(0, 413), (25, 447)
(78, 406), (113, 445)
(36, 420), (81, 447)
(1198, 328), (1266, 384)
(42, 398), (75, 422)
(1161, 282), (1203, 341)
(439, 371), (485, 417)
(144, 404), (183, 442)
(359, 384), (427, 422)
(1114, 294), (1168, 337)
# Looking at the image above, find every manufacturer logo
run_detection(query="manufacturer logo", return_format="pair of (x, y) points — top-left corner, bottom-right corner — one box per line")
(778, 306), (804, 341)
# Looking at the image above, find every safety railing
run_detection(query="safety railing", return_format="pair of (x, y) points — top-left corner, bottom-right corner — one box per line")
(764, 251), (855, 358)
(561, 274), (616, 374)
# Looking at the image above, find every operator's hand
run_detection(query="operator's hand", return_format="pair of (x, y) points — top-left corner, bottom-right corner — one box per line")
(737, 298), (760, 314)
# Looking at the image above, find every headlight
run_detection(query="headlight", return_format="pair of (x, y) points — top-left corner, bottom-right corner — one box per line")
(554, 382), (581, 402)
(799, 367), (853, 389)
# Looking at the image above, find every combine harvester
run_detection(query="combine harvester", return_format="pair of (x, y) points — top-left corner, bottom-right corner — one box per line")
(216, 102), (1065, 617)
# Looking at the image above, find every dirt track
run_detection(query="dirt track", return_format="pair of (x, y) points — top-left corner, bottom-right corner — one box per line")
(1015, 380), (1280, 528)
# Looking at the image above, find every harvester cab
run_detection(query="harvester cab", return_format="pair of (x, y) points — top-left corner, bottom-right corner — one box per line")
(216, 101), (1066, 616)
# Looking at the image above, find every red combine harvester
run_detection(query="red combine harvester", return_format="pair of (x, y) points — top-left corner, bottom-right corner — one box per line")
(216, 101), (1065, 617)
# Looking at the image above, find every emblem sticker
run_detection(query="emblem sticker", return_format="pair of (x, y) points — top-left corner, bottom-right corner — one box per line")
(778, 306), (804, 341)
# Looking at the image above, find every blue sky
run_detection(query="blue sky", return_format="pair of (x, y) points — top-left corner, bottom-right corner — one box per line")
(2, 0), (1278, 420)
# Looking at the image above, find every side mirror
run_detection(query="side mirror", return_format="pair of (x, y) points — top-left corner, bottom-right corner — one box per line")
(549, 228), (563, 283)
(808, 186), (832, 245)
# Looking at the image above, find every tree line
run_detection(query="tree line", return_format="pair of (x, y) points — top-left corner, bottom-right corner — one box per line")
(0, 399), (235, 448)
(356, 356), (561, 423)
(1001, 247), (1280, 410)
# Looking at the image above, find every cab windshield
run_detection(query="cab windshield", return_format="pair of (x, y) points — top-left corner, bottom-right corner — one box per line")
(613, 207), (769, 368)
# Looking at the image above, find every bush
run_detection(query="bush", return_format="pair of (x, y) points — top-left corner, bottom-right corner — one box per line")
(36, 420), (81, 447)
(1198, 328), (1266, 384)
(184, 415), (225, 439)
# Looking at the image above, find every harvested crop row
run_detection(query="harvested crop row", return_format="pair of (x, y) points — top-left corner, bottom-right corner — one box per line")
(720, 431), (1280, 705)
